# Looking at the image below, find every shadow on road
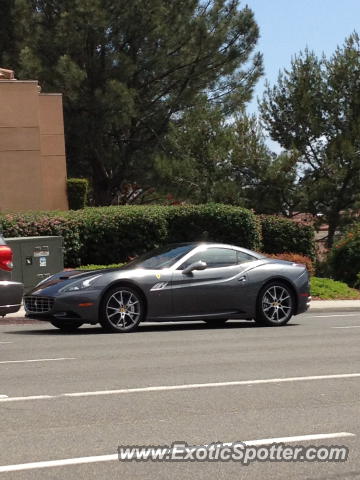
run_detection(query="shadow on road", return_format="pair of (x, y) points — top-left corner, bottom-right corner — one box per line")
(3, 320), (299, 336)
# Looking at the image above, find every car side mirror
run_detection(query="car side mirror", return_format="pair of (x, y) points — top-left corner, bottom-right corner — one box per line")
(182, 260), (207, 275)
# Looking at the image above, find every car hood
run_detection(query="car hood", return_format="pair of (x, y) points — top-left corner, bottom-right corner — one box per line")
(26, 268), (121, 295)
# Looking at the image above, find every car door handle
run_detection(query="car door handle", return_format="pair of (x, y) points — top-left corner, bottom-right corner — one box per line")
(237, 275), (247, 283)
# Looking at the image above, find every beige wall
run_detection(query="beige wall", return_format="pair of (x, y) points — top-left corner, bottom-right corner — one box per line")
(0, 80), (68, 212)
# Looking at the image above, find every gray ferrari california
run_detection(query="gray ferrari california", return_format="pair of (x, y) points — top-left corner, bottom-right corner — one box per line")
(24, 243), (311, 332)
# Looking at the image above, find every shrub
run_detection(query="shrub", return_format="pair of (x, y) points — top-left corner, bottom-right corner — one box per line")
(310, 277), (360, 299)
(328, 225), (360, 287)
(0, 204), (279, 268)
(0, 213), (81, 266)
(165, 204), (262, 250)
(77, 263), (124, 270)
(67, 178), (89, 210)
(260, 215), (315, 258)
(265, 252), (315, 275)
(68, 206), (169, 265)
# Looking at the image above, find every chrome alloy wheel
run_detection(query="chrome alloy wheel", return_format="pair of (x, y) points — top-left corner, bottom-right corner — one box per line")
(261, 285), (292, 323)
(105, 289), (141, 330)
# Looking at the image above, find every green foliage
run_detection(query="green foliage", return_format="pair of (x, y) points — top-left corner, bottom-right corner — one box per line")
(77, 263), (124, 271)
(156, 113), (302, 215)
(165, 204), (262, 250)
(13, 0), (262, 205)
(260, 215), (315, 258)
(67, 178), (89, 210)
(69, 206), (169, 265)
(155, 100), (235, 203)
(227, 117), (303, 214)
(310, 277), (359, 300)
(328, 225), (360, 287)
(0, 206), (316, 267)
(261, 33), (360, 247)
(0, 212), (81, 267)
(0, 0), (16, 68)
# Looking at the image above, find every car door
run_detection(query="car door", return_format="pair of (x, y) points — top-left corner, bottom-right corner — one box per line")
(171, 247), (251, 317)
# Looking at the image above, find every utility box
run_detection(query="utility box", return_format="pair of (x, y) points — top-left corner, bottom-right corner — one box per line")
(5, 236), (64, 291)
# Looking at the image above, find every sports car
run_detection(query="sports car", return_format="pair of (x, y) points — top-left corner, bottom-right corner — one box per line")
(24, 242), (311, 332)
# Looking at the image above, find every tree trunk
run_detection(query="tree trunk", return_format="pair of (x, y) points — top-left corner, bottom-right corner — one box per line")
(326, 212), (340, 249)
(91, 173), (113, 206)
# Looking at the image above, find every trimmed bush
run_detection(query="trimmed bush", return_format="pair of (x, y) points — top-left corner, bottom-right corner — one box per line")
(328, 225), (360, 287)
(68, 206), (169, 265)
(0, 205), (316, 269)
(165, 204), (262, 250)
(67, 178), (89, 210)
(265, 252), (315, 276)
(0, 213), (81, 267)
(77, 263), (124, 271)
(260, 215), (315, 258)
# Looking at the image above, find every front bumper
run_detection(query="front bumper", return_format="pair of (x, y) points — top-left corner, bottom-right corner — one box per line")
(24, 292), (100, 324)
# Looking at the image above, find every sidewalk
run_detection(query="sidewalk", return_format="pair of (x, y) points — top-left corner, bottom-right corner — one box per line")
(308, 299), (360, 313)
(3, 300), (360, 322)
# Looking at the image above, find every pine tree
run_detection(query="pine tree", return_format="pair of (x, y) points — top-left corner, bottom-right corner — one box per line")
(14, 0), (263, 204)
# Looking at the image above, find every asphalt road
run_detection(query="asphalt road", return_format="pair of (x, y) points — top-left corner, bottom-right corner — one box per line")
(0, 311), (360, 479)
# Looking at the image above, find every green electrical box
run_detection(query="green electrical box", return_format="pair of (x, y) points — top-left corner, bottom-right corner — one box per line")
(5, 236), (64, 291)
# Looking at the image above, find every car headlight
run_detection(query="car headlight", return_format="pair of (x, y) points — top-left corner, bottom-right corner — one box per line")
(59, 275), (102, 293)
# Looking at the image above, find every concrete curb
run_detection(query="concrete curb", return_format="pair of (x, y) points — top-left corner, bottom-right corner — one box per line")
(307, 300), (360, 313)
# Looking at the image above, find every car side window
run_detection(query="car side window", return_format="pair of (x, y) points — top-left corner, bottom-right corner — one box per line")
(237, 251), (256, 264)
(179, 248), (238, 269)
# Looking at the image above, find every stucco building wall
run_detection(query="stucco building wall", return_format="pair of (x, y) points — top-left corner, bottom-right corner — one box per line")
(0, 79), (68, 212)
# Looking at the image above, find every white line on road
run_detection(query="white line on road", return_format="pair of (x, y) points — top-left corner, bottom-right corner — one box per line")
(0, 342), (12, 344)
(0, 432), (354, 472)
(0, 358), (76, 365)
(0, 372), (360, 403)
(332, 326), (360, 329)
(313, 314), (360, 318)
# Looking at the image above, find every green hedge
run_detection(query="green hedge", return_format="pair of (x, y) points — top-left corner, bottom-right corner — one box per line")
(0, 213), (81, 266)
(69, 206), (169, 265)
(0, 205), (315, 267)
(68, 204), (261, 265)
(329, 225), (360, 287)
(67, 178), (89, 210)
(165, 204), (262, 250)
(260, 215), (315, 258)
(77, 263), (124, 270)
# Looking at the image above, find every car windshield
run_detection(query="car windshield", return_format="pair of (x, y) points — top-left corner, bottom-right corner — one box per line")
(123, 244), (195, 270)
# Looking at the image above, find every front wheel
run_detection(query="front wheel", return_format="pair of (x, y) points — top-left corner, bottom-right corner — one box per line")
(255, 282), (294, 326)
(50, 320), (83, 332)
(100, 286), (145, 333)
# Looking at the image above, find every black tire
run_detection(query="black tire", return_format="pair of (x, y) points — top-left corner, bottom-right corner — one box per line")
(203, 319), (228, 327)
(255, 281), (294, 326)
(50, 320), (83, 332)
(100, 286), (145, 333)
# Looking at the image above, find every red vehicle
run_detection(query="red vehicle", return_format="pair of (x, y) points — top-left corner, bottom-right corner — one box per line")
(0, 235), (23, 317)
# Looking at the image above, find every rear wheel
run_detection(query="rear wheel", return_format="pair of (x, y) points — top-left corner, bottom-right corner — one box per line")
(100, 286), (145, 333)
(255, 282), (294, 326)
(50, 320), (83, 332)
